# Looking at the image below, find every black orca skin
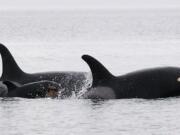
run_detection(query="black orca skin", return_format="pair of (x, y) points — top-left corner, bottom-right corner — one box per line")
(0, 81), (8, 97)
(0, 44), (87, 96)
(82, 55), (180, 99)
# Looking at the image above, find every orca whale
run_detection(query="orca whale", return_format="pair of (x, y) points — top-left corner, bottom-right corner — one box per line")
(1, 80), (62, 98)
(0, 44), (87, 96)
(82, 55), (180, 99)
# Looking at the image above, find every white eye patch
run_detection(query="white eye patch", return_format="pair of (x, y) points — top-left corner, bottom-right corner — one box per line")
(177, 77), (180, 82)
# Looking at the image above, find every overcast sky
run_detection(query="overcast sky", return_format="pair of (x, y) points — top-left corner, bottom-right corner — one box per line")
(0, 0), (179, 10)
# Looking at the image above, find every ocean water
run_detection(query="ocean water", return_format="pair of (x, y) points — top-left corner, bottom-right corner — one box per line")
(0, 9), (180, 134)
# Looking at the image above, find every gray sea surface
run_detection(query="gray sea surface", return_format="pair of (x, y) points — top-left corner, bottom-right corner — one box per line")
(0, 9), (180, 135)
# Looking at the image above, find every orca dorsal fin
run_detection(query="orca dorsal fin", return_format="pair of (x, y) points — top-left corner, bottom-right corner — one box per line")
(3, 81), (20, 92)
(0, 43), (25, 80)
(82, 55), (114, 87)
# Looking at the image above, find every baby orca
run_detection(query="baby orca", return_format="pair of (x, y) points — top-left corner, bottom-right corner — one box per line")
(82, 55), (180, 99)
(2, 80), (61, 98)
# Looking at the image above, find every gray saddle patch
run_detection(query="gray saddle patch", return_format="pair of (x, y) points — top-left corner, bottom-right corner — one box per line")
(85, 87), (116, 99)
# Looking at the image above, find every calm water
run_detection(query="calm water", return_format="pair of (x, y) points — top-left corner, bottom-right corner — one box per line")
(0, 9), (180, 135)
(1, 98), (180, 135)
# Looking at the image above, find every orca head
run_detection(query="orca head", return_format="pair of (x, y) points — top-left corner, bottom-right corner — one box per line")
(82, 55), (116, 99)
(27, 80), (61, 98)
(42, 81), (60, 98)
(0, 43), (26, 80)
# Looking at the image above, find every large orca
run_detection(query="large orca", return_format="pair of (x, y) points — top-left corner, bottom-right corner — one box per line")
(0, 44), (87, 96)
(82, 55), (180, 99)
(1, 80), (61, 98)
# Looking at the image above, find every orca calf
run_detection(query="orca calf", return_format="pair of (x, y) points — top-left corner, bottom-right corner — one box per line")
(82, 55), (180, 99)
(0, 44), (87, 96)
(1, 80), (62, 98)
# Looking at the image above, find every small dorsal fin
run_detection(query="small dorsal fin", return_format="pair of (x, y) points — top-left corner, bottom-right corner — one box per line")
(0, 43), (25, 80)
(3, 81), (20, 92)
(82, 55), (114, 87)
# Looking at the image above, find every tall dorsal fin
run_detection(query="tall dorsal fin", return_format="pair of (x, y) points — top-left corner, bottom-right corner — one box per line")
(3, 81), (20, 92)
(82, 55), (114, 87)
(0, 43), (25, 80)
